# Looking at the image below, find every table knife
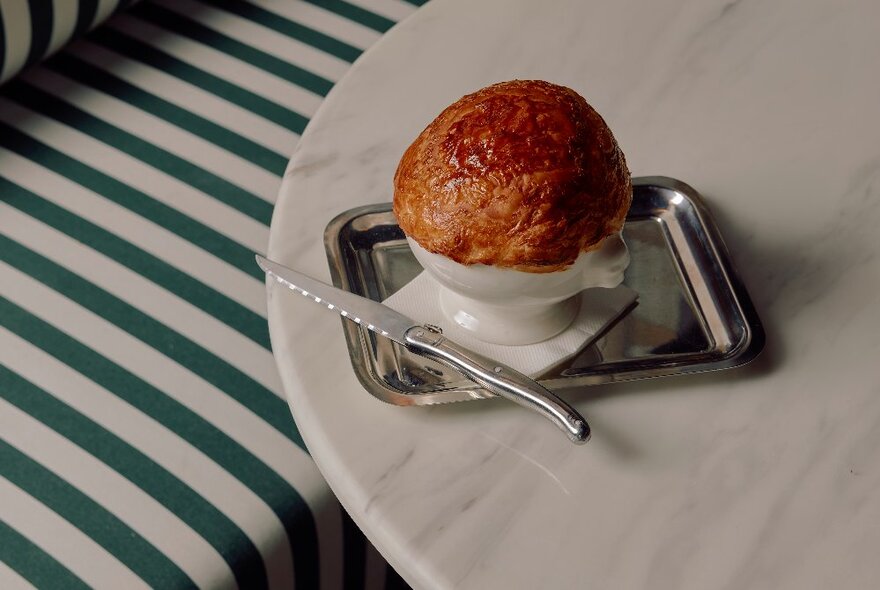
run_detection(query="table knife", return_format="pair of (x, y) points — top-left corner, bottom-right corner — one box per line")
(256, 255), (590, 444)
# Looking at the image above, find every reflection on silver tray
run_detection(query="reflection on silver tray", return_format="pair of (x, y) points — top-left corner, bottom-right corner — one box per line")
(324, 177), (764, 406)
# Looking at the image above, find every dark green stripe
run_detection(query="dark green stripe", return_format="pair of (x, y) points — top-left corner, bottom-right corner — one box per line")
(45, 52), (288, 174)
(115, 0), (140, 13)
(0, 122), (264, 281)
(0, 440), (195, 588)
(0, 365), (268, 589)
(87, 26), (309, 134)
(197, 0), (362, 63)
(1, 79), (274, 226)
(25, 0), (53, 68)
(401, 0), (429, 6)
(0, 297), (320, 589)
(303, 0), (395, 33)
(385, 564), (412, 590)
(0, 177), (270, 349)
(342, 510), (367, 590)
(74, 0), (99, 37)
(130, 2), (334, 96)
(0, 234), (300, 446)
(0, 520), (91, 590)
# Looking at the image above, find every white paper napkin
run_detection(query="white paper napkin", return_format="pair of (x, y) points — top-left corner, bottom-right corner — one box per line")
(383, 272), (638, 377)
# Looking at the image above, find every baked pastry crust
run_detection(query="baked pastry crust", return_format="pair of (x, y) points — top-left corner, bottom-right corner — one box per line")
(393, 80), (631, 273)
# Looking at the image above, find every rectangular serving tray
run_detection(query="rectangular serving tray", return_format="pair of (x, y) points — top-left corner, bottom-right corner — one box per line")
(324, 176), (764, 406)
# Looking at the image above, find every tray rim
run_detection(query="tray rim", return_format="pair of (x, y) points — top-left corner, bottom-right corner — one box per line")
(324, 176), (765, 405)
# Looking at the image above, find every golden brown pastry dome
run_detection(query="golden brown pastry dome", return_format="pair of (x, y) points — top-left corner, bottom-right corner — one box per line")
(393, 79), (631, 273)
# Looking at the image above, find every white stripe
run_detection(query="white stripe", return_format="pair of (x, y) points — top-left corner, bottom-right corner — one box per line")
(0, 147), (266, 317)
(94, 0), (121, 26)
(109, 13), (323, 116)
(0, 263), (301, 586)
(0, 203), (281, 394)
(0, 262), (343, 589)
(0, 0), (30, 83)
(0, 254), (335, 518)
(254, 0), (381, 51)
(0, 560), (37, 590)
(72, 39), (299, 157)
(21, 67), (282, 202)
(0, 477), (150, 590)
(0, 399), (237, 590)
(153, 0), (350, 82)
(0, 98), (270, 254)
(47, 0), (78, 55)
(0, 329), (295, 590)
(346, 0), (417, 22)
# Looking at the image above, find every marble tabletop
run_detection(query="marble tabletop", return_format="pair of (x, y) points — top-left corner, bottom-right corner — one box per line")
(266, 0), (880, 587)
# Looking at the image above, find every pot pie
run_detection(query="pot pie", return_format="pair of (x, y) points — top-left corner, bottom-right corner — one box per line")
(393, 80), (631, 273)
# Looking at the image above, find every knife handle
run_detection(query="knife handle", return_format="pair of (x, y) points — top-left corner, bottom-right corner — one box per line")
(404, 326), (590, 444)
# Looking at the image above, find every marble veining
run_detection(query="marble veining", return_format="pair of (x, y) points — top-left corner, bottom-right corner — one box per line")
(266, 0), (880, 588)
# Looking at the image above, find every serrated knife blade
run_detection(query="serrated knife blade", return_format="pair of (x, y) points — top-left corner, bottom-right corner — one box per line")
(257, 254), (591, 444)
(257, 254), (416, 344)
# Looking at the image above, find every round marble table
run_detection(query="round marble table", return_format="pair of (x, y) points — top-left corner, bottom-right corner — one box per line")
(267, 0), (880, 587)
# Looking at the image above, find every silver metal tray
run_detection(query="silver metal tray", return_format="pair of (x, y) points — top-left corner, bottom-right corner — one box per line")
(324, 176), (764, 405)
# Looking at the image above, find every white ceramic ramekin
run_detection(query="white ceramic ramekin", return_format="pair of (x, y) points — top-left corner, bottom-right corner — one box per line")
(408, 233), (630, 344)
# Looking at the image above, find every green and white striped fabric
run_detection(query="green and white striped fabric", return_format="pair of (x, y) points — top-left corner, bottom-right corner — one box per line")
(0, 1), (425, 588)
(0, 0), (138, 84)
